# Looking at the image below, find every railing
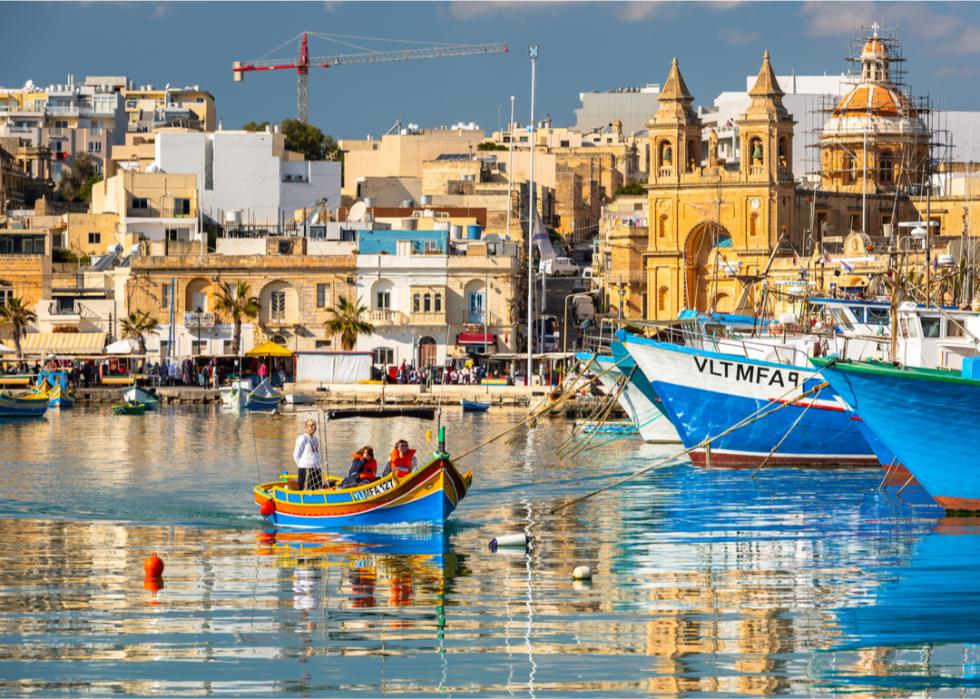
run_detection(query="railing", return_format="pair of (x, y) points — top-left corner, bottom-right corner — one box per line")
(367, 309), (405, 325)
(48, 301), (80, 316)
(658, 167), (673, 177)
(749, 165), (765, 176)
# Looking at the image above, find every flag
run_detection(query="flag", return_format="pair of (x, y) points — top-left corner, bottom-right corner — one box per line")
(531, 209), (557, 265)
(839, 259), (854, 273)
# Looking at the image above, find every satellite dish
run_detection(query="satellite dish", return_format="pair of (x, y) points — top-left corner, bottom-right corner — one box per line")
(348, 201), (367, 222)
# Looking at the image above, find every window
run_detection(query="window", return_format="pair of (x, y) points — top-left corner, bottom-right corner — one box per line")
(191, 340), (206, 355)
(132, 197), (148, 210)
(413, 293), (421, 313)
(921, 316), (941, 338)
(559, 140), (570, 148)
(88, 232), (101, 245)
(434, 293), (442, 313)
(159, 340), (169, 358)
(166, 228), (190, 241)
(173, 198), (191, 215)
(849, 214), (860, 232)
(126, 99), (137, 109)
(658, 214), (668, 238)
(375, 290), (391, 310)
(315, 339), (332, 349)
(843, 153), (855, 184)
(467, 290), (485, 324)
(87, 141), (101, 153)
(0, 285), (12, 306)
(316, 283), (330, 308)
(373, 347), (394, 365)
(270, 290), (286, 321)
(223, 341), (234, 354)
(161, 283), (171, 309)
(423, 293), (432, 312)
(866, 307), (889, 325)
(192, 289), (208, 312)
(946, 319), (966, 338)
(54, 120), (68, 129)
(879, 150), (894, 185)
(749, 212), (759, 237)
(423, 240), (439, 254)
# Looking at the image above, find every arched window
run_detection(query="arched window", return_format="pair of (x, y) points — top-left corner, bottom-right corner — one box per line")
(686, 139), (696, 172)
(434, 293), (442, 313)
(413, 293), (421, 313)
(749, 137), (764, 166)
(879, 149), (894, 185)
(423, 293), (431, 312)
(778, 136), (789, 170)
(659, 140), (673, 167)
(659, 214), (668, 238)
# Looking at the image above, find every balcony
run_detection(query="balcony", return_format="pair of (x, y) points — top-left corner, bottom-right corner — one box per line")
(410, 311), (447, 325)
(367, 309), (406, 326)
(48, 301), (81, 317)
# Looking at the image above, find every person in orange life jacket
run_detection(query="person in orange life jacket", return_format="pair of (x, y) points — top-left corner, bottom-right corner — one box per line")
(340, 446), (377, 488)
(383, 439), (418, 478)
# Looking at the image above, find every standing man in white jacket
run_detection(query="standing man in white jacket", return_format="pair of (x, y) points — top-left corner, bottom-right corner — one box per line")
(293, 418), (323, 490)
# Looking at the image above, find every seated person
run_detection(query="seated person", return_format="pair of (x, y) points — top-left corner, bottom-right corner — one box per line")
(383, 439), (418, 478)
(340, 446), (377, 488)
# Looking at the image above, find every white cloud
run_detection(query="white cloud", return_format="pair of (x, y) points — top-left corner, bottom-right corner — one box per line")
(799, 2), (980, 55)
(446, 1), (556, 20)
(723, 29), (760, 46)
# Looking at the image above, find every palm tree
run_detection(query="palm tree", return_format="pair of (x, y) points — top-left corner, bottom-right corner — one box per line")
(119, 310), (159, 355)
(325, 295), (374, 350)
(213, 281), (260, 355)
(0, 296), (37, 359)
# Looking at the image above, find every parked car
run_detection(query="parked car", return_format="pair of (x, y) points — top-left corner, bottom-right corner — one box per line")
(541, 256), (579, 277)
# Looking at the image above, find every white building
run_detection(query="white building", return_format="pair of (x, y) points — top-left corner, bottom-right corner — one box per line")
(352, 231), (519, 368)
(155, 129), (342, 227)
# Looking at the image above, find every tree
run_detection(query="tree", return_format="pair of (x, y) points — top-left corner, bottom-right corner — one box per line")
(615, 182), (647, 197)
(0, 296), (38, 358)
(119, 310), (159, 355)
(477, 141), (508, 151)
(242, 119), (340, 161)
(325, 295), (374, 350)
(57, 153), (102, 203)
(213, 281), (260, 355)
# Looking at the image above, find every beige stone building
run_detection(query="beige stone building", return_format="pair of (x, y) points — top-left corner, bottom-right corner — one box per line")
(90, 170), (200, 243)
(126, 239), (355, 357)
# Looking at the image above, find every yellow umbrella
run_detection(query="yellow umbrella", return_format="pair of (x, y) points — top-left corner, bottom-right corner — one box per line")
(245, 341), (293, 357)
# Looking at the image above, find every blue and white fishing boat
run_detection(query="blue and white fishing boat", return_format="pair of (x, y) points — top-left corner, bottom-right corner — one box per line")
(460, 399), (490, 412)
(814, 356), (980, 512)
(222, 377), (281, 412)
(621, 333), (878, 468)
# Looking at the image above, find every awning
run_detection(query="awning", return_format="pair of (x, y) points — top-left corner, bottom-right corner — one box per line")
(20, 332), (106, 356)
(456, 332), (496, 346)
(106, 338), (141, 355)
(245, 340), (293, 357)
(0, 342), (15, 354)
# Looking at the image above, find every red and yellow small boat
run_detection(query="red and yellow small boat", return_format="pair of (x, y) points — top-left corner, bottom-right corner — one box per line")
(253, 428), (472, 529)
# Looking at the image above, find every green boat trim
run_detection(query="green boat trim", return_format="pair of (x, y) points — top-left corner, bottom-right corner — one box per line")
(811, 357), (980, 386)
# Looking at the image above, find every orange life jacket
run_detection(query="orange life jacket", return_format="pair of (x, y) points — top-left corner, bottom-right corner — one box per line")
(351, 453), (378, 482)
(389, 448), (416, 477)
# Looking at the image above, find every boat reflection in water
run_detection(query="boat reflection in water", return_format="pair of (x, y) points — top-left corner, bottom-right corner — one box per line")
(819, 517), (980, 694)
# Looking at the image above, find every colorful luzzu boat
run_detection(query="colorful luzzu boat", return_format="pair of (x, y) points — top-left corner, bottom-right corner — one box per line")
(254, 428), (472, 528)
(43, 384), (76, 409)
(0, 390), (49, 418)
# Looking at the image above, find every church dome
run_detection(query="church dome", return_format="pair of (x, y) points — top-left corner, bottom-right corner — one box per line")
(834, 84), (910, 118)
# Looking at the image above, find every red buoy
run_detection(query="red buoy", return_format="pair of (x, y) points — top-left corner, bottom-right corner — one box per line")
(143, 553), (165, 578)
(259, 500), (275, 517)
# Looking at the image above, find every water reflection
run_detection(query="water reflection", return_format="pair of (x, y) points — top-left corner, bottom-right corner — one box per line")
(0, 407), (976, 695)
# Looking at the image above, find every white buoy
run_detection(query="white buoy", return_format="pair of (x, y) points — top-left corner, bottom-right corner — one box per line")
(489, 533), (530, 552)
(572, 565), (593, 580)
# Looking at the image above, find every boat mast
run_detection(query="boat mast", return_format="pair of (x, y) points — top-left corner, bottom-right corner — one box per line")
(526, 45), (538, 386)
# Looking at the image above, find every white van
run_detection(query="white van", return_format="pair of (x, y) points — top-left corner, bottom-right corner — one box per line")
(541, 256), (579, 277)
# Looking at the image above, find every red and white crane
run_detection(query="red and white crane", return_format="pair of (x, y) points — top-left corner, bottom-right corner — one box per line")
(233, 32), (508, 123)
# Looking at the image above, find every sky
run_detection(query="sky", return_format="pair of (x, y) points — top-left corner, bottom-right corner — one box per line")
(3, 1), (980, 140)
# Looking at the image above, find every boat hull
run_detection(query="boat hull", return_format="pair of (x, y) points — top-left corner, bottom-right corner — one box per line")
(122, 386), (158, 408)
(113, 403), (146, 415)
(254, 457), (471, 528)
(460, 399), (490, 412)
(45, 385), (75, 408)
(622, 336), (878, 468)
(815, 359), (980, 511)
(585, 349), (680, 443)
(0, 392), (48, 418)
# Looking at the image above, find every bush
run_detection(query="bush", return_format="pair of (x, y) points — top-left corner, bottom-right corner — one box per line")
(477, 141), (509, 151)
(615, 183), (647, 197)
(52, 248), (78, 263)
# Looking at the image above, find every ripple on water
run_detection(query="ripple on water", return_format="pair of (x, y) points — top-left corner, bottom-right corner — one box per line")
(0, 405), (976, 696)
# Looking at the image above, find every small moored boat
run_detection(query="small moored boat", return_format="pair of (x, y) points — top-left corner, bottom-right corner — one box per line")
(43, 384), (76, 409)
(0, 391), (49, 418)
(112, 402), (146, 416)
(460, 399), (490, 412)
(122, 385), (159, 408)
(254, 428), (472, 528)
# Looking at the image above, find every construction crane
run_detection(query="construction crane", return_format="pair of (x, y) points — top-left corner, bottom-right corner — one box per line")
(233, 32), (508, 123)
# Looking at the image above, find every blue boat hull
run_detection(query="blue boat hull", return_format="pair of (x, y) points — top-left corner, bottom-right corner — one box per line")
(267, 488), (457, 528)
(460, 400), (490, 412)
(817, 361), (980, 511)
(622, 336), (878, 468)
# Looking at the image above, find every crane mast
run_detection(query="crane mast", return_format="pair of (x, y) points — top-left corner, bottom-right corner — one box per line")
(233, 32), (508, 123)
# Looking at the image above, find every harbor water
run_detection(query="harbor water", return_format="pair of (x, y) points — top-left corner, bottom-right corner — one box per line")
(0, 406), (978, 696)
